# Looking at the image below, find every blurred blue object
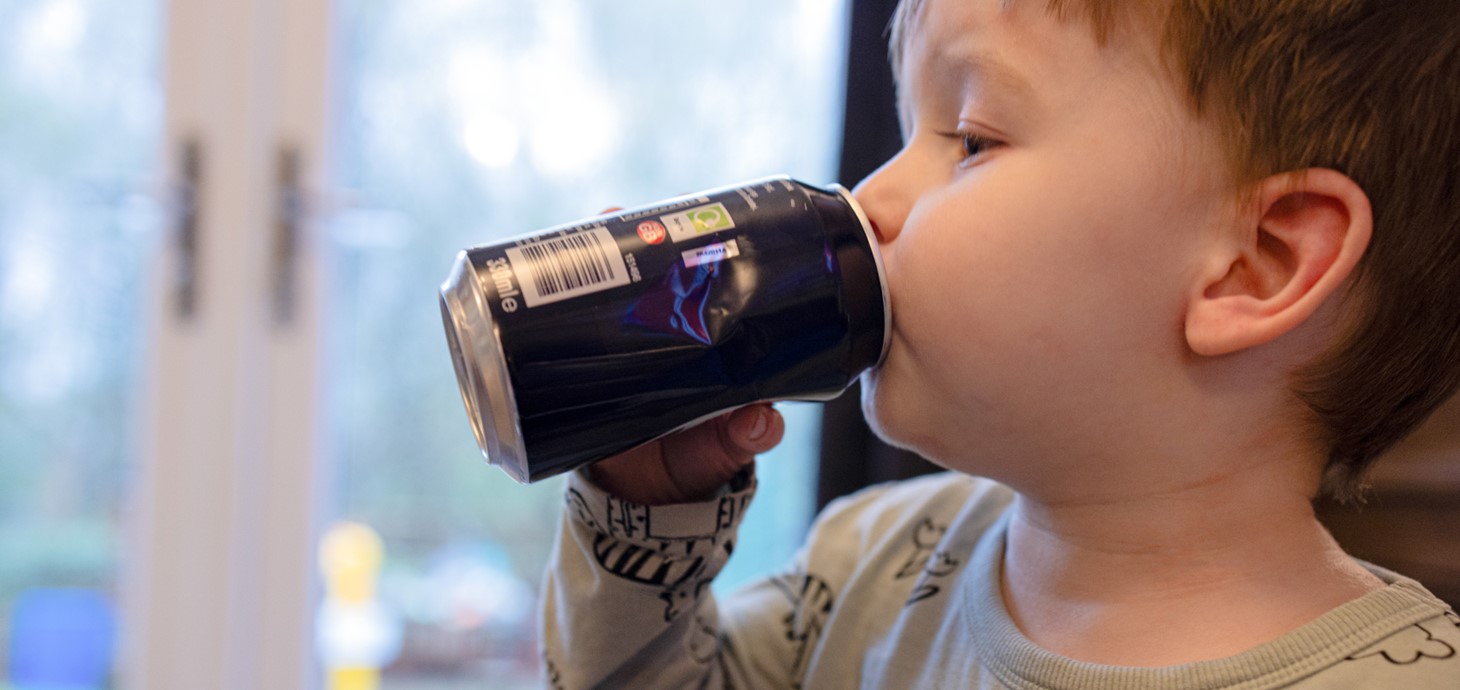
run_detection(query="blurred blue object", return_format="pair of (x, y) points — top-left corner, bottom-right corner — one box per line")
(7, 588), (117, 690)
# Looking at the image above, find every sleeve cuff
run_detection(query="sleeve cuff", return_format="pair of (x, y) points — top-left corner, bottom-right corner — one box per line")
(565, 465), (758, 549)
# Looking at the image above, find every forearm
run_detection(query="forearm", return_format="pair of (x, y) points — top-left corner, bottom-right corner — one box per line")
(540, 467), (774, 689)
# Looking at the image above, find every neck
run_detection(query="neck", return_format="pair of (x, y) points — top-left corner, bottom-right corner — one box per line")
(1000, 456), (1384, 666)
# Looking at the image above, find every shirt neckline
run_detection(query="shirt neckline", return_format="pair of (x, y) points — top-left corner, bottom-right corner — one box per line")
(959, 510), (1452, 690)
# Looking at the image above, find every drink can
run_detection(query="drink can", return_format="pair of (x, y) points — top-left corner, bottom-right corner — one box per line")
(439, 176), (889, 483)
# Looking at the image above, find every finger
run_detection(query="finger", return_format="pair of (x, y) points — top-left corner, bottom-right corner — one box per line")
(658, 411), (763, 496)
(723, 404), (785, 455)
(584, 439), (676, 500)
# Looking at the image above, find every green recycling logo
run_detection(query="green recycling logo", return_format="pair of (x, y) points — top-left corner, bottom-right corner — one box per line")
(689, 204), (734, 233)
(660, 202), (739, 242)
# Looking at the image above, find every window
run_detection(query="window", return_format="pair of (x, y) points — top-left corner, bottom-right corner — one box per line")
(0, 1), (162, 685)
(1, 0), (851, 686)
(325, 2), (850, 686)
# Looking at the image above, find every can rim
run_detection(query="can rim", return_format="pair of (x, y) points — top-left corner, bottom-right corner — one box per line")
(830, 184), (892, 366)
(439, 253), (530, 483)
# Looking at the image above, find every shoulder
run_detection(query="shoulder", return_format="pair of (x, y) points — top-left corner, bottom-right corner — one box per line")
(817, 472), (1011, 530)
(1296, 566), (1460, 689)
(1327, 609), (1460, 688)
(801, 473), (1013, 571)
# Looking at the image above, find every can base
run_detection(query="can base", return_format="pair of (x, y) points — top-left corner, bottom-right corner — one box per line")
(439, 252), (530, 483)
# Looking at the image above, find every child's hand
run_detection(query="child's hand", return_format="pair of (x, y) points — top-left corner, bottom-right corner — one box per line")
(583, 404), (785, 505)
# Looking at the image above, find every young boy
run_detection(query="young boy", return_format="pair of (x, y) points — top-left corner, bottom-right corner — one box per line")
(540, 0), (1460, 687)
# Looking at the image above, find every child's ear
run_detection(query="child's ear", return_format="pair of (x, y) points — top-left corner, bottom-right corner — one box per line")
(1186, 168), (1372, 356)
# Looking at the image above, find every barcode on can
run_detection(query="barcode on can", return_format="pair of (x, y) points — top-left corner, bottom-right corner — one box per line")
(504, 227), (631, 308)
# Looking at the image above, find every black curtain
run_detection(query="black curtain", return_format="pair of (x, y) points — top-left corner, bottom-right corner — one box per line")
(818, 0), (941, 511)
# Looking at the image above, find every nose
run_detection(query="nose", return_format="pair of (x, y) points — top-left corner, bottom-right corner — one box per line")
(851, 151), (914, 245)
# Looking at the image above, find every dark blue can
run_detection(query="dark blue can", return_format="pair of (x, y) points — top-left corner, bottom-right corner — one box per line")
(439, 176), (889, 483)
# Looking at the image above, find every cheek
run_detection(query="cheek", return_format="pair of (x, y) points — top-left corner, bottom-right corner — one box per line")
(867, 216), (1023, 452)
(877, 177), (1194, 411)
(889, 198), (1084, 365)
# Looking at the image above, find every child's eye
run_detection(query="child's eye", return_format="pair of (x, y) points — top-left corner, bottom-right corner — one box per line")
(959, 132), (999, 163)
(933, 127), (1003, 167)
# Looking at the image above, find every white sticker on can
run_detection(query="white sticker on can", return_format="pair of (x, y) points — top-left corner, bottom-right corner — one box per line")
(504, 226), (631, 308)
(661, 202), (737, 242)
(681, 240), (740, 268)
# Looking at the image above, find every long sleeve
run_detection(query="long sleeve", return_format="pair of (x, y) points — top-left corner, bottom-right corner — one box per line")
(538, 470), (1012, 690)
(540, 466), (799, 689)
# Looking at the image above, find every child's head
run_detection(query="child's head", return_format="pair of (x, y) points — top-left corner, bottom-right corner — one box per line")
(856, 0), (1460, 501)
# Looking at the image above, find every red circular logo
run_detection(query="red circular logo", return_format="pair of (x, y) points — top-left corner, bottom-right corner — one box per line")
(637, 221), (667, 245)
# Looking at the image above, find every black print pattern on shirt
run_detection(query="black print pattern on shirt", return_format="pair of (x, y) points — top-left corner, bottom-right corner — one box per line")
(581, 489), (750, 622)
(566, 488), (604, 533)
(600, 491), (749, 543)
(688, 614), (722, 665)
(591, 532), (728, 622)
(662, 557), (722, 622)
(605, 493), (653, 540)
(1346, 622), (1457, 665)
(773, 571), (836, 686)
(894, 518), (961, 606)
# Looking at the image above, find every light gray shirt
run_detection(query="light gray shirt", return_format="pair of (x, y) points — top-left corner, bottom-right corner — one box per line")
(541, 471), (1460, 689)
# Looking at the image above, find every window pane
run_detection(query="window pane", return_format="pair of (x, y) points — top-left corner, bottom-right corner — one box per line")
(0, 0), (162, 684)
(323, 1), (849, 687)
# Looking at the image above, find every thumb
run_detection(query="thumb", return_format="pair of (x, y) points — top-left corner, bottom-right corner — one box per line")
(721, 404), (785, 455)
(659, 404), (785, 499)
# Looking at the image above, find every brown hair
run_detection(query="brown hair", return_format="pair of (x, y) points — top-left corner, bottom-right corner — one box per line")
(890, 0), (1460, 501)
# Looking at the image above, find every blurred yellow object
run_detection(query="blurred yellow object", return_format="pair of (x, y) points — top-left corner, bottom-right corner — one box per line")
(316, 521), (401, 684)
(328, 666), (380, 690)
(319, 521), (384, 604)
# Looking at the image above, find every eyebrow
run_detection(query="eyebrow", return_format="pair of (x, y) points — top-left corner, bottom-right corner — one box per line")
(945, 46), (1038, 109)
(896, 41), (1040, 138)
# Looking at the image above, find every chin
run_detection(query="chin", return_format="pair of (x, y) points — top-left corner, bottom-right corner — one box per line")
(859, 368), (923, 455)
(860, 366), (969, 471)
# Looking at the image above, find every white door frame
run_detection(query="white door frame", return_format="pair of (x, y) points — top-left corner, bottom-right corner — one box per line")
(124, 0), (335, 687)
